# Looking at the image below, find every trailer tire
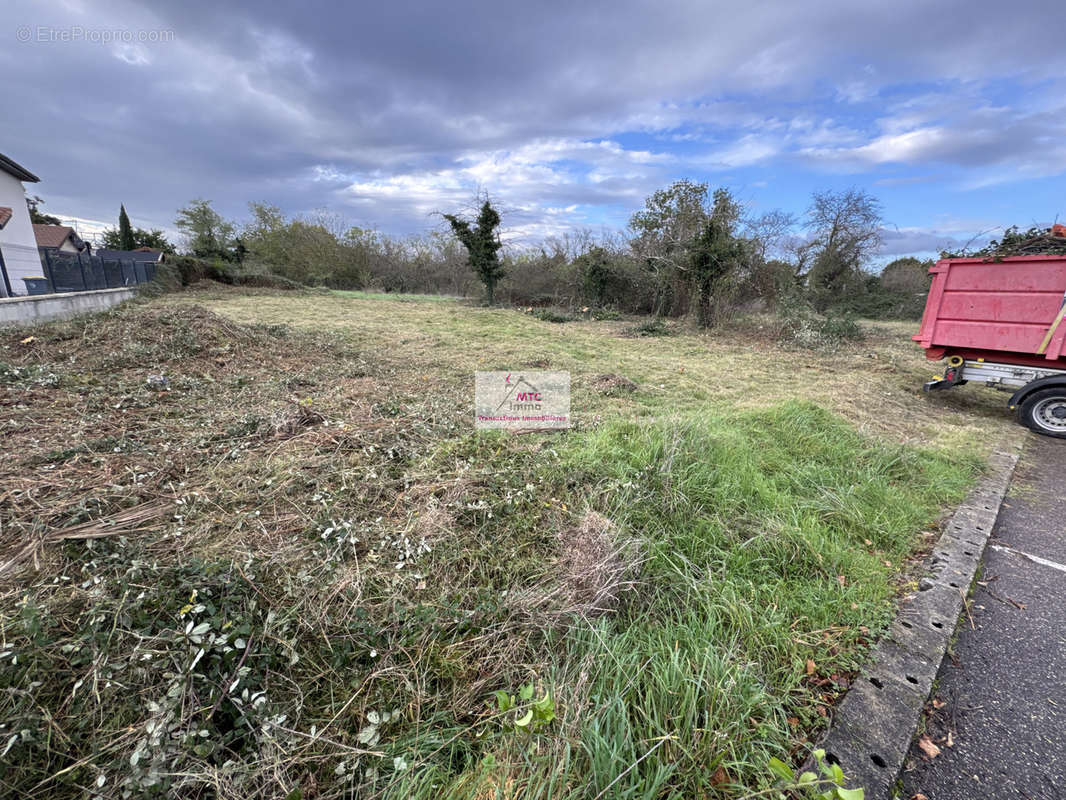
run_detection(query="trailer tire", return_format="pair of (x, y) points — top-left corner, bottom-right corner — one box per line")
(1017, 387), (1066, 438)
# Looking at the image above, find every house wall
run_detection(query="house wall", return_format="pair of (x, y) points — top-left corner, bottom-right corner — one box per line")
(0, 172), (41, 297)
(58, 239), (80, 254)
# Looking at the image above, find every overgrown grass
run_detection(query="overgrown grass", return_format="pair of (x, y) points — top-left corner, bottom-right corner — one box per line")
(382, 403), (978, 798)
(0, 288), (1008, 798)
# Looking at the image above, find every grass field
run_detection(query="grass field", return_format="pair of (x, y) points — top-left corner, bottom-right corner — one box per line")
(0, 285), (1012, 798)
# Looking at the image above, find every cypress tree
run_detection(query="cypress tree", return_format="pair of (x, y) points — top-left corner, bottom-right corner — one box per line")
(118, 205), (135, 251)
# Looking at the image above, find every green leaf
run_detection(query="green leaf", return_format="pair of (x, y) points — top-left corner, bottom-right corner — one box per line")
(493, 690), (512, 712)
(536, 708), (556, 725)
(767, 757), (794, 781)
(514, 709), (533, 728)
(519, 684), (535, 701)
(835, 788), (864, 800)
(798, 771), (818, 785)
(830, 762), (845, 785)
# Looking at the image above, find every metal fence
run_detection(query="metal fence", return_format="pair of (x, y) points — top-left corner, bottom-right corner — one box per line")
(39, 250), (158, 294)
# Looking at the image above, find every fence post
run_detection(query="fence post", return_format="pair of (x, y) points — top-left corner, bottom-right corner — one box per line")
(75, 252), (88, 291)
(39, 250), (53, 294)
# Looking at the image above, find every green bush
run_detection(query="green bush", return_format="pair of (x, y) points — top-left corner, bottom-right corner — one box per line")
(534, 308), (574, 323)
(623, 318), (673, 337)
(779, 305), (864, 350)
(161, 256), (306, 291)
(592, 309), (621, 321)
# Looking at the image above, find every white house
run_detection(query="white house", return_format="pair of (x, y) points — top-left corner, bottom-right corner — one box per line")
(0, 152), (42, 297)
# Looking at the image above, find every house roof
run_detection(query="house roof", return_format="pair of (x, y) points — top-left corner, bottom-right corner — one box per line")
(33, 224), (79, 249)
(0, 207), (11, 230)
(0, 153), (40, 183)
(95, 248), (164, 263)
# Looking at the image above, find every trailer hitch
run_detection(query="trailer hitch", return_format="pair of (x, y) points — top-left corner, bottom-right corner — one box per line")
(923, 359), (967, 392)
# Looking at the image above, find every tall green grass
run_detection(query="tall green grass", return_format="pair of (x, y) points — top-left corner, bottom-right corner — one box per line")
(387, 402), (978, 798)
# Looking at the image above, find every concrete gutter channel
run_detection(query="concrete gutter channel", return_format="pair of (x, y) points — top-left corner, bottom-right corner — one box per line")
(808, 438), (1025, 798)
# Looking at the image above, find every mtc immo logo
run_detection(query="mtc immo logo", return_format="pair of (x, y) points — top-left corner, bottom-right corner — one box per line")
(495, 374), (544, 412)
(475, 371), (570, 430)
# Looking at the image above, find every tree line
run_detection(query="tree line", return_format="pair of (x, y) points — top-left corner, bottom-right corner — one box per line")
(105, 183), (934, 323)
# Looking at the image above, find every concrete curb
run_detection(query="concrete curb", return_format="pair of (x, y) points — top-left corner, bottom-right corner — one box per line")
(809, 436), (1025, 798)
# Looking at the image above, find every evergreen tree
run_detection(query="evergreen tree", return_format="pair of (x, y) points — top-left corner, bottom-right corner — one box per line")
(443, 200), (504, 304)
(99, 226), (175, 253)
(118, 205), (135, 250)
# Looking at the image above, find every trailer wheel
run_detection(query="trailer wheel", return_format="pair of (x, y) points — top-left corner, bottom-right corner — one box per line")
(1018, 387), (1066, 438)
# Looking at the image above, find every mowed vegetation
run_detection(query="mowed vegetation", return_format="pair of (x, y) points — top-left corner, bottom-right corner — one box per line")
(0, 286), (1011, 799)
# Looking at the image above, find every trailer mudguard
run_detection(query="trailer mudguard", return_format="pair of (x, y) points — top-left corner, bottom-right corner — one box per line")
(1008, 374), (1066, 410)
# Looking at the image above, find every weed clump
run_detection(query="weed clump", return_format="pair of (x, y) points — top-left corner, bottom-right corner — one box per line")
(590, 373), (638, 396)
(779, 306), (864, 350)
(623, 318), (673, 337)
(555, 511), (641, 616)
(534, 308), (574, 323)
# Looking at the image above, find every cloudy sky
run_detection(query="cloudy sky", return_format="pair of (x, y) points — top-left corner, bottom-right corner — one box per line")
(3, 0), (1064, 256)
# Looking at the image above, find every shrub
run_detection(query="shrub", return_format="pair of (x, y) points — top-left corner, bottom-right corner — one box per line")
(779, 305), (864, 350)
(161, 256), (305, 291)
(592, 309), (620, 321)
(231, 272), (306, 290)
(534, 309), (574, 323)
(623, 318), (673, 337)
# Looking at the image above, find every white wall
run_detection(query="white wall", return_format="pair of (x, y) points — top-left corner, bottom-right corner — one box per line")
(0, 172), (42, 297)
(0, 287), (135, 326)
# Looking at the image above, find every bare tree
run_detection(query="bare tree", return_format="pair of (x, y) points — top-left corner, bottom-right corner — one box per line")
(804, 188), (882, 310)
(743, 208), (797, 263)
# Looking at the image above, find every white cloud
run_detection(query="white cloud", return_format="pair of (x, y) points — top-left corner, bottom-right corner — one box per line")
(700, 135), (781, 168)
(335, 136), (675, 232)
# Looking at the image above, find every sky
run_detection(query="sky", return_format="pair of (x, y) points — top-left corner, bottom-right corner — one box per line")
(3, 0), (1065, 259)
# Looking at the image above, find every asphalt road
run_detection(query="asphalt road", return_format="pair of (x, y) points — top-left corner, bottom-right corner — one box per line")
(901, 435), (1066, 800)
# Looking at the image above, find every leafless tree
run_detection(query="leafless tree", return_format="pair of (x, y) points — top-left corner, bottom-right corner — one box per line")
(743, 208), (797, 262)
(804, 188), (883, 309)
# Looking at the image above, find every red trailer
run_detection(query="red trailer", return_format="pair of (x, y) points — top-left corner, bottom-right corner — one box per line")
(915, 254), (1066, 437)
